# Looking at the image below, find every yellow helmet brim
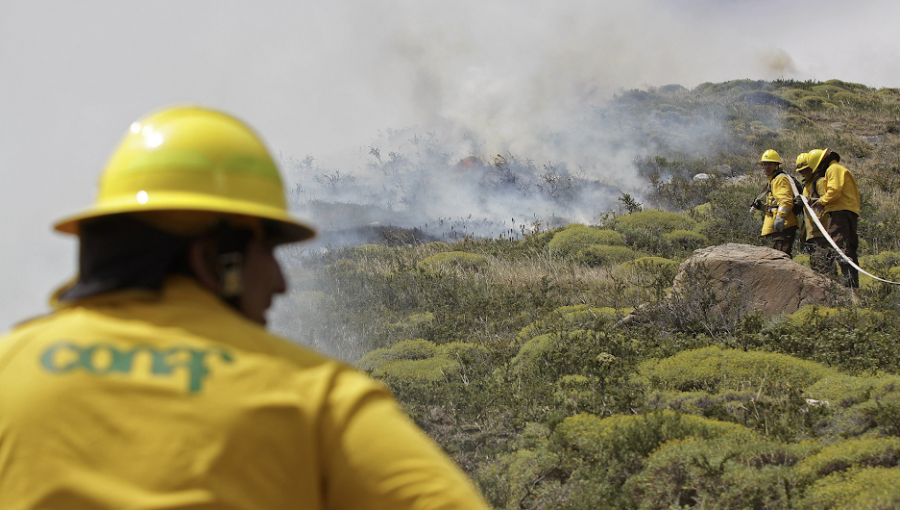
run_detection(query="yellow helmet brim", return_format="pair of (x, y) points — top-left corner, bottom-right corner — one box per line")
(54, 191), (315, 243)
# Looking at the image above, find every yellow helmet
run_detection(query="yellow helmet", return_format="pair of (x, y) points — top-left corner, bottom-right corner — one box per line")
(759, 149), (781, 164)
(54, 106), (315, 243)
(795, 152), (810, 173)
(806, 148), (831, 172)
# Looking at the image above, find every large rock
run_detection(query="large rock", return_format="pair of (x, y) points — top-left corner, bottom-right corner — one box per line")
(671, 243), (848, 317)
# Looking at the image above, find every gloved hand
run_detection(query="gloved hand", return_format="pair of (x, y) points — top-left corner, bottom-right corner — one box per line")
(810, 199), (824, 214)
(773, 215), (785, 232)
(749, 198), (762, 214)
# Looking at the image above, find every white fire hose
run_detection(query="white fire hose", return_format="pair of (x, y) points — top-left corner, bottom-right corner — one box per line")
(785, 177), (900, 286)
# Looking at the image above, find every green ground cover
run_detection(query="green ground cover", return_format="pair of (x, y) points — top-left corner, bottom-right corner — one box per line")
(275, 79), (900, 508)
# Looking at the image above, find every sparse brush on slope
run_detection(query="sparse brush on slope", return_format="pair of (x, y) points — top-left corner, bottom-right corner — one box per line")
(268, 78), (900, 508)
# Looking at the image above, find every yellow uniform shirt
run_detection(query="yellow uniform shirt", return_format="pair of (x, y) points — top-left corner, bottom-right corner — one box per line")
(802, 173), (830, 241)
(818, 162), (861, 215)
(761, 172), (798, 237)
(0, 276), (488, 510)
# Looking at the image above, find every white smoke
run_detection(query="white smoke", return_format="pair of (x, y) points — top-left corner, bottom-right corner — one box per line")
(3, 0), (900, 331)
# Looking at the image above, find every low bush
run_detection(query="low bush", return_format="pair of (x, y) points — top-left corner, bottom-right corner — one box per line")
(347, 243), (395, 260)
(547, 224), (625, 256)
(785, 305), (885, 329)
(516, 304), (625, 342)
(357, 338), (439, 371)
(811, 84), (847, 98)
(833, 91), (873, 107)
(639, 346), (835, 393)
(489, 412), (757, 509)
(373, 356), (461, 383)
(576, 244), (636, 266)
(804, 373), (900, 407)
(423, 241), (451, 252)
(618, 256), (679, 275)
(793, 437), (900, 487)
(662, 229), (708, 251)
(786, 114), (815, 127)
(799, 96), (827, 109)
(612, 210), (697, 234)
(799, 467), (900, 510)
(780, 88), (819, 101)
(618, 257), (680, 301)
(416, 251), (488, 273)
(861, 251), (900, 272)
(626, 437), (814, 510)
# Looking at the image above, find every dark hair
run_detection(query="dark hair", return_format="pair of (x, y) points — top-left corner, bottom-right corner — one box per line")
(821, 151), (841, 167)
(58, 215), (195, 301)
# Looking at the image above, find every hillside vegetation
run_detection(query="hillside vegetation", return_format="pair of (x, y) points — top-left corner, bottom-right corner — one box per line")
(274, 79), (900, 509)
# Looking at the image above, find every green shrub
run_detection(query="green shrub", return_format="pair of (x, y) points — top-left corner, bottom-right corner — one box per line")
(554, 374), (600, 411)
(639, 346), (835, 393)
(347, 243), (395, 260)
(416, 251), (488, 273)
(824, 79), (868, 91)
(477, 439), (560, 509)
(511, 333), (556, 370)
(613, 210), (697, 233)
(786, 114), (815, 127)
(516, 305), (625, 342)
(662, 229), (708, 250)
(692, 202), (713, 220)
(372, 356), (461, 383)
(520, 226), (565, 251)
(799, 467), (900, 510)
(626, 437), (813, 510)
(804, 373), (900, 407)
(381, 312), (435, 340)
(423, 241), (450, 252)
(793, 437), (900, 487)
(799, 96), (827, 109)
(618, 256), (679, 275)
(440, 341), (488, 362)
(862, 251), (900, 271)
(557, 411), (757, 456)
(547, 224), (625, 256)
(785, 306), (844, 326)
(489, 412), (758, 509)
(617, 257), (680, 302)
(356, 338), (439, 371)
(812, 84), (847, 97)
(833, 91), (873, 107)
(576, 244), (636, 266)
(785, 305), (885, 328)
(780, 88), (819, 101)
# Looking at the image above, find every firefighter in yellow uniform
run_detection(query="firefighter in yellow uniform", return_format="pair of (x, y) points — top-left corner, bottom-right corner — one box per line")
(808, 148), (861, 290)
(795, 152), (833, 275)
(757, 149), (798, 257)
(0, 107), (490, 510)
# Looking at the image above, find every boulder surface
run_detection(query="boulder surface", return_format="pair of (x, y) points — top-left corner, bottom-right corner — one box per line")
(672, 243), (848, 317)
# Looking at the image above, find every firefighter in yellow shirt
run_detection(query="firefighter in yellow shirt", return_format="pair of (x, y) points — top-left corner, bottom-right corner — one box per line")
(756, 150), (798, 257)
(808, 148), (861, 290)
(795, 152), (834, 275)
(0, 106), (489, 510)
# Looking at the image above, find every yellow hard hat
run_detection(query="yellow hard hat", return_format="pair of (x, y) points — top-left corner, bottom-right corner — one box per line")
(759, 149), (781, 164)
(54, 106), (315, 243)
(806, 148), (831, 172)
(795, 152), (810, 173)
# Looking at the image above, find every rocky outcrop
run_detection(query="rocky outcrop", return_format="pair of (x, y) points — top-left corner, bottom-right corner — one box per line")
(671, 243), (848, 317)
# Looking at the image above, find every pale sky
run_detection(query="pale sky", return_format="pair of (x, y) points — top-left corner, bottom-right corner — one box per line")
(2, 0), (899, 329)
